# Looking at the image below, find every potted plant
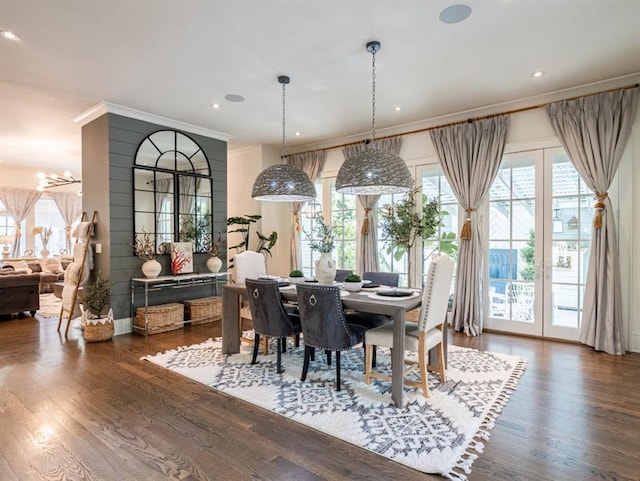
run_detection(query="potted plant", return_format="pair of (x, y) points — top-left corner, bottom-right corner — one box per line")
(379, 185), (443, 288)
(131, 228), (161, 278)
(288, 269), (305, 283)
(226, 214), (278, 269)
(304, 214), (336, 285)
(82, 270), (114, 342)
(204, 232), (225, 273)
(342, 273), (363, 292)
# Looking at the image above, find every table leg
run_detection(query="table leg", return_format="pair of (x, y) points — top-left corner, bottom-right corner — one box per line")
(391, 308), (405, 408)
(222, 287), (240, 354)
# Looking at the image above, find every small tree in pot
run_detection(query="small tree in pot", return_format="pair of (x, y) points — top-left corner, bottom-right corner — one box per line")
(379, 185), (443, 288)
(82, 271), (114, 342)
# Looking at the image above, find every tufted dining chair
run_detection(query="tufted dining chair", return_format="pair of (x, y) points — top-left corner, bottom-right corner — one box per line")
(362, 271), (400, 287)
(296, 284), (373, 391)
(364, 254), (454, 398)
(334, 269), (353, 282)
(244, 278), (302, 374)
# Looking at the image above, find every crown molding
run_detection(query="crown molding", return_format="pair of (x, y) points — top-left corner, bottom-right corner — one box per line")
(74, 102), (232, 142)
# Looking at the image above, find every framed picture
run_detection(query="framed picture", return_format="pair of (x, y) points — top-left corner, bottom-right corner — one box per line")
(171, 242), (193, 274)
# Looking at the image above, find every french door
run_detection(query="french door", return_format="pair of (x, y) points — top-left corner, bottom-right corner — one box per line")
(485, 147), (592, 341)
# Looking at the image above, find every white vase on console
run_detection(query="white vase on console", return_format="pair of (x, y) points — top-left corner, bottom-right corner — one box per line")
(40, 247), (50, 258)
(315, 252), (336, 285)
(207, 256), (223, 273)
(142, 259), (162, 278)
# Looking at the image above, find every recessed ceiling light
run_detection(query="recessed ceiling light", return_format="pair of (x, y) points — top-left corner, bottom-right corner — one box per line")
(394, 106), (401, 112)
(224, 94), (245, 102)
(0, 30), (20, 41)
(294, 132), (301, 136)
(531, 71), (545, 78)
(439, 4), (472, 24)
(211, 103), (220, 109)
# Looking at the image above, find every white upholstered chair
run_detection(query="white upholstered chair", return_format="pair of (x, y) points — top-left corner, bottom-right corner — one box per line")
(234, 250), (268, 349)
(364, 254), (454, 398)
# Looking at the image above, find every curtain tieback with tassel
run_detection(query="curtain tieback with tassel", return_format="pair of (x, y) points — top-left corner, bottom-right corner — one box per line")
(293, 212), (301, 233)
(593, 192), (608, 229)
(460, 208), (476, 240)
(361, 207), (372, 235)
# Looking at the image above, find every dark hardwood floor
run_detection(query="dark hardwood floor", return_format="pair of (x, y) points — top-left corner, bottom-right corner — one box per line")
(1, 312), (639, 481)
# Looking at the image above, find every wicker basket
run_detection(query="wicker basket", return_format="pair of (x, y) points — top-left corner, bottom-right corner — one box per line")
(184, 296), (222, 325)
(83, 310), (114, 342)
(135, 302), (184, 335)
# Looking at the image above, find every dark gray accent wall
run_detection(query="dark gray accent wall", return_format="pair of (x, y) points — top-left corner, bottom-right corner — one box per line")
(82, 113), (227, 321)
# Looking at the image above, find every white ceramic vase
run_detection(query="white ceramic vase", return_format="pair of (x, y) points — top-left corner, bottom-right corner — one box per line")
(207, 256), (223, 273)
(40, 247), (50, 258)
(315, 252), (336, 285)
(142, 259), (162, 278)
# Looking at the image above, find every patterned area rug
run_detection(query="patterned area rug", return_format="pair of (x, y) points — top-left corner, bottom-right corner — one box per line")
(142, 339), (526, 480)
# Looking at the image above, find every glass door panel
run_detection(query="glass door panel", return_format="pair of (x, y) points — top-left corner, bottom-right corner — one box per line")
(486, 151), (542, 336)
(486, 147), (591, 341)
(543, 149), (592, 340)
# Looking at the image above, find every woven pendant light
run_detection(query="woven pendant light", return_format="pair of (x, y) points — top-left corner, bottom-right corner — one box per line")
(336, 41), (412, 195)
(252, 75), (316, 202)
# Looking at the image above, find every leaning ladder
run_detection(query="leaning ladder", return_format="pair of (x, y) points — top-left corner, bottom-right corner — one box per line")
(57, 211), (97, 337)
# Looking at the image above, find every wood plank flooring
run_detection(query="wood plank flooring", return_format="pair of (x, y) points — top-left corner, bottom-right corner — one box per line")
(1, 312), (639, 481)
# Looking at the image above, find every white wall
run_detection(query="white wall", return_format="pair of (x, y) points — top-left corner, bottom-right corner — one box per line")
(229, 104), (640, 353)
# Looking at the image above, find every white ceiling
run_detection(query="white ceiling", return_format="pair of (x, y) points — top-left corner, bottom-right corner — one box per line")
(1, 0), (640, 174)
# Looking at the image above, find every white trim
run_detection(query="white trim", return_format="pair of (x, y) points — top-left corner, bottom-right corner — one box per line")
(74, 102), (232, 142)
(113, 316), (133, 336)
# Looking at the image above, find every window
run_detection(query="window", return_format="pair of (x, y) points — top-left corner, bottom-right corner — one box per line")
(34, 198), (67, 255)
(377, 192), (408, 286)
(329, 181), (357, 271)
(0, 200), (24, 255)
(299, 183), (323, 277)
(421, 168), (459, 286)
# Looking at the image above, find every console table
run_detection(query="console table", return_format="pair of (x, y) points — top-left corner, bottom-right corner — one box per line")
(131, 272), (229, 335)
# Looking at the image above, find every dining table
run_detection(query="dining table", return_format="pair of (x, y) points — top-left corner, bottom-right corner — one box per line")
(222, 282), (429, 408)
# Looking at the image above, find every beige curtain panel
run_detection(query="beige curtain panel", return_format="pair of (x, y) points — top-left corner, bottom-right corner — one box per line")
(546, 87), (639, 355)
(0, 187), (43, 257)
(286, 150), (326, 271)
(50, 192), (83, 254)
(430, 116), (510, 336)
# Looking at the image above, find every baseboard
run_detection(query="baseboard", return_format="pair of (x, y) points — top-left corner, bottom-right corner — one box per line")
(114, 316), (133, 336)
(630, 332), (640, 354)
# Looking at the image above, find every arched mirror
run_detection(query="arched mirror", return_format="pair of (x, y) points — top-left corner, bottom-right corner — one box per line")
(133, 130), (212, 253)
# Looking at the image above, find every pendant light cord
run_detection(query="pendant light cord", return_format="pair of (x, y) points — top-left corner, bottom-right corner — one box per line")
(371, 47), (376, 142)
(282, 80), (287, 160)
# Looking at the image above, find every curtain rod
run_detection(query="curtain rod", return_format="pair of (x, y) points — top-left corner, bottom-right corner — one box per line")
(289, 82), (640, 158)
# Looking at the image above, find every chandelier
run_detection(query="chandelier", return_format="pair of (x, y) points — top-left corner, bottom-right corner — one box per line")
(36, 171), (81, 191)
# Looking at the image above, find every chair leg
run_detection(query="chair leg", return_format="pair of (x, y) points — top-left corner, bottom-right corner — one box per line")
(326, 349), (332, 366)
(282, 337), (287, 353)
(436, 343), (446, 382)
(294, 333), (300, 347)
(251, 333), (261, 365)
(262, 335), (269, 355)
(364, 344), (373, 384)
(276, 338), (282, 374)
(372, 345), (377, 367)
(335, 351), (341, 391)
(301, 345), (313, 381)
(418, 338), (430, 398)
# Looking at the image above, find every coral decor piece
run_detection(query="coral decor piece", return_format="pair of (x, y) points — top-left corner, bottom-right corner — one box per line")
(171, 242), (193, 274)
